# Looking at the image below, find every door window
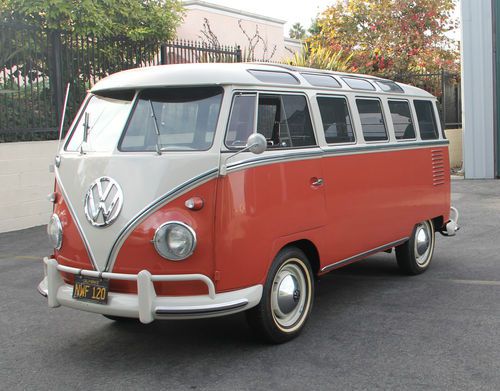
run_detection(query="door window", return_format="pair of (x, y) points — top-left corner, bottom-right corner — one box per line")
(226, 93), (316, 149)
(225, 94), (257, 148)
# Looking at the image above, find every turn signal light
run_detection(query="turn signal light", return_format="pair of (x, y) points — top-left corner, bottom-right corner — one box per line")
(184, 197), (204, 211)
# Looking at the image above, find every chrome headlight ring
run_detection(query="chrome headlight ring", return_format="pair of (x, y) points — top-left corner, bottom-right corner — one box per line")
(47, 213), (63, 250)
(153, 221), (197, 261)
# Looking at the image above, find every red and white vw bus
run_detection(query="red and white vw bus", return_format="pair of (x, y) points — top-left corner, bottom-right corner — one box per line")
(39, 63), (459, 343)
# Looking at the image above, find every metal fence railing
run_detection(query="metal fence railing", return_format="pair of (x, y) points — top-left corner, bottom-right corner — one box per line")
(388, 70), (462, 129)
(0, 22), (460, 142)
(0, 23), (241, 142)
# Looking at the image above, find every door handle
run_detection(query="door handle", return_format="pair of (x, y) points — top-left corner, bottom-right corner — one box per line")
(311, 177), (324, 187)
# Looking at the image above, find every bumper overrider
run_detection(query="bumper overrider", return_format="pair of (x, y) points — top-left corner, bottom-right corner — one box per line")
(38, 257), (263, 322)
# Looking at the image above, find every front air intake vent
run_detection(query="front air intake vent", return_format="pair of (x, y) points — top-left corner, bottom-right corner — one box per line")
(431, 149), (445, 186)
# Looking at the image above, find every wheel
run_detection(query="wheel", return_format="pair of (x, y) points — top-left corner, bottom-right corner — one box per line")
(246, 247), (314, 344)
(396, 220), (435, 275)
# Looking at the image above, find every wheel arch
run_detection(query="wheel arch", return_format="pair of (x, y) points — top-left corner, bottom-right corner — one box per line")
(280, 239), (320, 276)
(431, 215), (444, 231)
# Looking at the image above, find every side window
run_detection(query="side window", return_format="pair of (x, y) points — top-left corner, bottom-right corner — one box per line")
(257, 94), (316, 148)
(414, 100), (439, 140)
(388, 100), (416, 140)
(225, 94), (256, 147)
(356, 99), (388, 142)
(316, 96), (355, 144)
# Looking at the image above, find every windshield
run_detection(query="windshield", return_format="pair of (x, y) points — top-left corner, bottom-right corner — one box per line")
(119, 87), (223, 152)
(65, 91), (134, 152)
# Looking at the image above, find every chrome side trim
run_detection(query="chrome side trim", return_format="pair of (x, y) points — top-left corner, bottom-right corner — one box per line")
(321, 238), (409, 273)
(105, 168), (219, 271)
(55, 168), (100, 271)
(227, 149), (323, 173)
(226, 140), (449, 174)
(155, 300), (248, 316)
(321, 140), (449, 156)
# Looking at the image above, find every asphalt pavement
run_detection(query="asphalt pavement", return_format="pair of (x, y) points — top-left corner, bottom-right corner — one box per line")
(1, 179), (499, 390)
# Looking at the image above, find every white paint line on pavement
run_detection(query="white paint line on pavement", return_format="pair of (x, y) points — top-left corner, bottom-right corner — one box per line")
(448, 279), (500, 286)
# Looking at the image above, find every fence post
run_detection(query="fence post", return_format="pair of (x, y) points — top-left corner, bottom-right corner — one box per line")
(235, 45), (242, 62)
(49, 30), (64, 126)
(160, 43), (167, 65)
(441, 68), (447, 130)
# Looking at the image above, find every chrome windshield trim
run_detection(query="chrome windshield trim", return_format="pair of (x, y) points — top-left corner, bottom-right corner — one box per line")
(105, 168), (219, 271)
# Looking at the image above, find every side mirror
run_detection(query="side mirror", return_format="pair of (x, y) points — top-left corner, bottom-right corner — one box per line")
(219, 133), (267, 176)
(247, 133), (267, 155)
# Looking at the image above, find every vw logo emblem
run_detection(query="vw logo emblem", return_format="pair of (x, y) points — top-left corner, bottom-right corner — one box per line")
(84, 177), (123, 228)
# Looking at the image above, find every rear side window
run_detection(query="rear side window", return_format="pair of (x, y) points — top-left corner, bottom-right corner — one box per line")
(388, 100), (416, 140)
(225, 93), (316, 149)
(356, 99), (388, 142)
(414, 100), (439, 140)
(317, 96), (355, 144)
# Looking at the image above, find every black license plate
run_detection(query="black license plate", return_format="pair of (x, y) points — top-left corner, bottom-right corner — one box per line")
(72, 275), (109, 304)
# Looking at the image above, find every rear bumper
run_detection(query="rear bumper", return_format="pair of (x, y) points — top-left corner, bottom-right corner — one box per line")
(38, 257), (262, 322)
(442, 206), (460, 236)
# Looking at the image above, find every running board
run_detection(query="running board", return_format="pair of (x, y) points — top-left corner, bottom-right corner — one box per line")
(320, 238), (409, 273)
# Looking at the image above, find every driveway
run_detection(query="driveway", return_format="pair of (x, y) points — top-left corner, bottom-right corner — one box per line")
(1, 179), (499, 390)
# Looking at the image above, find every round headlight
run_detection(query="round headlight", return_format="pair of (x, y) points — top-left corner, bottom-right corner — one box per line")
(153, 221), (196, 261)
(47, 213), (63, 250)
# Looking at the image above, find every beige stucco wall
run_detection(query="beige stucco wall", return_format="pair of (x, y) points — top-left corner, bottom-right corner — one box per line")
(176, 7), (287, 61)
(445, 128), (463, 169)
(0, 140), (57, 233)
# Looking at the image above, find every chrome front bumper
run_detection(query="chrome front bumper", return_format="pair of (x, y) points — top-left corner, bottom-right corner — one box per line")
(38, 257), (262, 323)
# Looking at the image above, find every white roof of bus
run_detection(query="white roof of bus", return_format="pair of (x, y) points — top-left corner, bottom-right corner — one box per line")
(91, 63), (434, 98)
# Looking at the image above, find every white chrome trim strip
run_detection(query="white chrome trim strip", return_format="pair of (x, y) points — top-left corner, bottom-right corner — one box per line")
(226, 140), (449, 174)
(55, 167), (100, 271)
(321, 238), (409, 273)
(105, 168), (219, 271)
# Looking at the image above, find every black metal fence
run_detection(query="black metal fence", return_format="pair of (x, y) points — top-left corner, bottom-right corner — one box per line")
(0, 23), (241, 142)
(389, 70), (462, 129)
(0, 22), (459, 143)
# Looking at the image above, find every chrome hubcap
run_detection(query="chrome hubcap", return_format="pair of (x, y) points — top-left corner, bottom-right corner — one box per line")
(416, 226), (430, 256)
(271, 260), (309, 329)
(414, 221), (433, 267)
(277, 274), (301, 314)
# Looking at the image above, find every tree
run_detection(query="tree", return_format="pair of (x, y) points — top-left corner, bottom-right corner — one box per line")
(288, 44), (353, 72)
(0, 0), (184, 139)
(289, 22), (306, 40)
(1, 0), (183, 41)
(308, 0), (459, 76)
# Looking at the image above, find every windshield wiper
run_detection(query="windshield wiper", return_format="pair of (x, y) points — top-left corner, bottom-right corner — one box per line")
(79, 112), (90, 154)
(149, 100), (162, 155)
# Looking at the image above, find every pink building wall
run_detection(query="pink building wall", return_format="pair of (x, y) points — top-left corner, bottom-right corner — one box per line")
(177, 1), (301, 61)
